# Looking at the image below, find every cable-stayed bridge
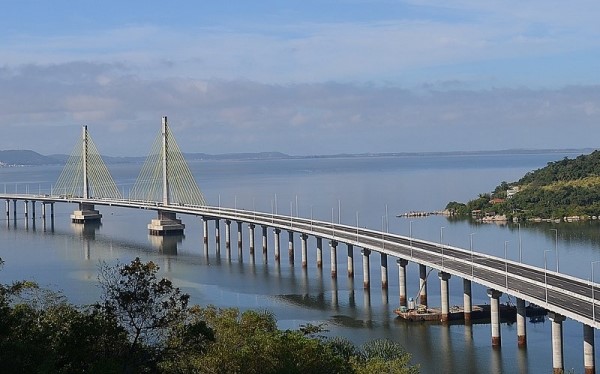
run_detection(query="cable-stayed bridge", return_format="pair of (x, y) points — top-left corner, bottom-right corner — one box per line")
(0, 117), (597, 373)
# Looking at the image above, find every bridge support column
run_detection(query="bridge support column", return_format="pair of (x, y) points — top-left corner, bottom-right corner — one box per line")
(24, 200), (28, 218)
(330, 240), (338, 278)
(548, 312), (566, 374)
(347, 244), (354, 277)
(516, 298), (527, 347)
(464, 279), (472, 323)
(419, 264), (428, 307)
(301, 234), (308, 268)
(288, 231), (294, 264)
(31, 201), (35, 219)
(316, 238), (323, 268)
(381, 253), (388, 289)
(225, 220), (231, 260)
(439, 272), (451, 322)
(72, 203), (102, 224)
(487, 289), (503, 347)
(362, 249), (371, 289)
(248, 224), (255, 255)
(274, 229), (281, 262)
(262, 226), (268, 261)
(5, 200), (9, 218)
(237, 222), (243, 259)
(397, 259), (408, 307)
(215, 219), (221, 252)
(203, 218), (209, 253)
(41, 202), (54, 224)
(13, 199), (17, 218)
(584, 324), (595, 374)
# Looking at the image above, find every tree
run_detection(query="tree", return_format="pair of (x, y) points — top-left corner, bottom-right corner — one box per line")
(98, 258), (192, 354)
(0, 279), (129, 373)
(351, 339), (419, 374)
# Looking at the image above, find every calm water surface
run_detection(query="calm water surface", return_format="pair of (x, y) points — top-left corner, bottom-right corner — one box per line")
(1, 152), (599, 373)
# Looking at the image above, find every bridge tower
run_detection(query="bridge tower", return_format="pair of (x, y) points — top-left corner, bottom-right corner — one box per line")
(54, 125), (122, 223)
(131, 116), (206, 235)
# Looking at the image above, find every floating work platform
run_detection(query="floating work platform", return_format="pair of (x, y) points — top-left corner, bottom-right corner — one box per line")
(394, 303), (547, 323)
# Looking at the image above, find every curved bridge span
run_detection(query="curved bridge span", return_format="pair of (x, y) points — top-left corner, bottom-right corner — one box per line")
(1, 193), (598, 330)
(1, 119), (597, 372)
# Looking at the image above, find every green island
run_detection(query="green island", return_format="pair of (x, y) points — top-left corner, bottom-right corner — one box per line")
(0, 258), (419, 373)
(446, 150), (600, 223)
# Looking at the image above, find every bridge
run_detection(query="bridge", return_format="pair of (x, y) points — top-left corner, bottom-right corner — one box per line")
(0, 117), (597, 373)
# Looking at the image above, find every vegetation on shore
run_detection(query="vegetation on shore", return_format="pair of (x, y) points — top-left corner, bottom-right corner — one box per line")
(0, 257), (419, 373)
(446, 150), (600, 222)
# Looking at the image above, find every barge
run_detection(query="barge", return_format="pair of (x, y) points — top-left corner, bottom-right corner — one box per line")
(394, 301), (547, 323)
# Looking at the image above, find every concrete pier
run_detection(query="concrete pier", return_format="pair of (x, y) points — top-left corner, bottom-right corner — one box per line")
(215, 219), (221, 252)
(516, 298), (527, 347)
(316, 237), (323, 268)
(41, 202), (54, 221)
(24, 200), (28, 218)
(419, 264), (428, 307)
(488, 289), (503, 347)
(288, 231), (294, 263)
(31, 201), (35, 219)
(301, 234), (308, 268)
(225, 220), (231, 259)
(72, 203), (102, 224)
(147, 210), (183, 235)
(464, 279), (472, 323)
(248, 224), (255, 255)
(330, 240), (338, 278)
(548, 312), (566, 374)
(439, 271), (451, 322)
(584, 324), (595, 374)
(12, 199), (16, 218)
(380, 253), (388, 289)
(274, 229), (281, 262)
(237, 221), (243, 259)
(347, 244), (354, 277)
(5, 200), (9, 218)
(203, 218), (209, 249)
(362, 248), (371, 289)
(262, 226), (268, 254)
(397, 259), (408, 307)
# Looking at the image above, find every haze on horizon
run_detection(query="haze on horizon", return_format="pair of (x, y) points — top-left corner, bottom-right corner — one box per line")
(1, 1), (600, 157)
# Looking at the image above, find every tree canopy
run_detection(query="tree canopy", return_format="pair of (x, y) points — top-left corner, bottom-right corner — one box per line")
(0, 257), (419, 373)
(446, 150), (600, 221)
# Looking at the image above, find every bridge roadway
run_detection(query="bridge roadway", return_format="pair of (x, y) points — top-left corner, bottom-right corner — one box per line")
(2, 194), (598, 329)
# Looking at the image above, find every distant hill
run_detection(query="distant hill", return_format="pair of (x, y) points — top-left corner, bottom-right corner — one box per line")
(0, 150), (61, 165)
(1, 147), (597, 166)
(1, 150), (293, 166)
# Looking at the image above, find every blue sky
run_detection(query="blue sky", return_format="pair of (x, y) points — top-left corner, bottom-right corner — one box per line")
(2, 1), (600, 156)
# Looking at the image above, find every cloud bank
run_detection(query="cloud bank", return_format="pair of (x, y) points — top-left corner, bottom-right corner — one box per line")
(1, 63), (598, 156)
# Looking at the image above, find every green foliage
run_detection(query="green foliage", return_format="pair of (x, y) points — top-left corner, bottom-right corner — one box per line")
(188, 306), (353, 374)
(0, 258), (419, 373)
(98, 257), (190, 347)
(449, 151), (600, 220)
(351, 340), (420, 374)
(0, 280), (129, 373)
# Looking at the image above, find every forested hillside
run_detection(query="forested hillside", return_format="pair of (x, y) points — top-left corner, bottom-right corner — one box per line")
(446, 150), (600, 221)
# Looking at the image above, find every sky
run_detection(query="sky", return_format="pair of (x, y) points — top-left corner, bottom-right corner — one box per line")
(2, 0), (600, 156)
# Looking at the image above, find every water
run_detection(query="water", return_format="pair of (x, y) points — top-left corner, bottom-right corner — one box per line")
(1, 151), (599, 373)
